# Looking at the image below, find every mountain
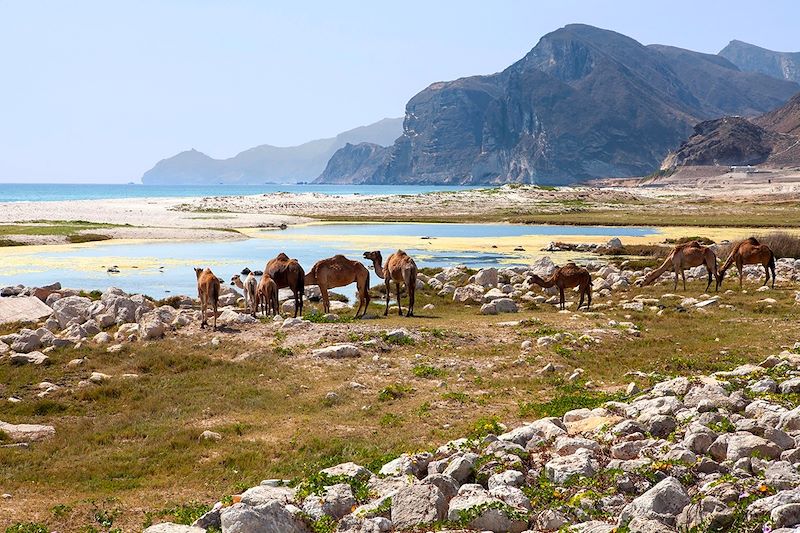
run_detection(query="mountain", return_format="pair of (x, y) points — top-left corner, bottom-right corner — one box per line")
(141, 118), (403, 184)
(719, 40), (800, 84)
(315, 24), (798, 185)
(662, 92), (800, 169)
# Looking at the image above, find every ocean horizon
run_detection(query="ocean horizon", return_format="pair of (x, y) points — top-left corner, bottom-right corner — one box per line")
(0, 182), (484, 203)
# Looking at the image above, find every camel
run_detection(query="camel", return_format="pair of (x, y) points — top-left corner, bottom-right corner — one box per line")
(256, 272), (279, 317)
(264, 253), (305, 317)
(230, 272), (258, 317)
(717, 237), (776, 290)
(194, 267), (220, 330)
(527, 263), (592, 310)
(363, 250), (417, 317)
(640, 241), (719, 291)
(305, 255), (371, 317)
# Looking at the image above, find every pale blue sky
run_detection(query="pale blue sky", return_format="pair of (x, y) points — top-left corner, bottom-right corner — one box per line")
(1, 0), (798, 183)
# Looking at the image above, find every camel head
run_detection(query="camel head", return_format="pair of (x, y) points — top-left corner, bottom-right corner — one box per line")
(230, 274), (243, 288)
(194, 267), (204, 279)
(526, 274), (544, 287)
(716, 269), (727, 291)
(639, 271), (658, 287)
(363, 251), (383, 265)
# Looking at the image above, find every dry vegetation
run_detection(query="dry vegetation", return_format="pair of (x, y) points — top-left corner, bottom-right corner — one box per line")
(3, 274), (800, 531)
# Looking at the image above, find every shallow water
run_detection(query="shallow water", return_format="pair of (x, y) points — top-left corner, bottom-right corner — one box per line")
(0, 223), (657, 300)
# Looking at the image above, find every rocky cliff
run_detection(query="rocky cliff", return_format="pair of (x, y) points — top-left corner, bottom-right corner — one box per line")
(663, 92), (800, 169)
(719, 40), (800, 84)
(316, 25), (798, 185)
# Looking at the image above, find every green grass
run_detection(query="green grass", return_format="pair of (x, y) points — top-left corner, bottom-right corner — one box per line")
(518, 381), (624, 418)
(411, 363), (446, 378)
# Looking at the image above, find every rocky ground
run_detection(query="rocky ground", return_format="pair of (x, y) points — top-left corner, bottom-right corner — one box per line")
(3, 255), (800, 531)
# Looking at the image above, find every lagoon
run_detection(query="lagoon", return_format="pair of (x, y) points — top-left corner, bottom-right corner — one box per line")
(0, 222), (658, 300)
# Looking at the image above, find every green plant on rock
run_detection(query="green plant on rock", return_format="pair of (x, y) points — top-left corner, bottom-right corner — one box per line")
(295, 472), (371, 504)
(412, 363), (446, 378)
(456, 500), (530, 526)
(378, 383), (413, 401)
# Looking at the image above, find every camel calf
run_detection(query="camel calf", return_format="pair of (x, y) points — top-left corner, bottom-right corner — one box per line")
(231, 273), (258, 317)
(257, 273), (279, 317)
(195, 267), (220, 330)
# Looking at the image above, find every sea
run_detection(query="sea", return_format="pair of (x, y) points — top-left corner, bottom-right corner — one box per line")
(0, 183), (481, 203)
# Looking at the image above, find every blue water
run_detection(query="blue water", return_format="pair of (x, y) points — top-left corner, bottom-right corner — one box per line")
(0, 223), (657, 300)
(0, 183), (480, 202)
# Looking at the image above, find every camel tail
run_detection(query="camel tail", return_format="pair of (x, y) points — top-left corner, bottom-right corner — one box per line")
(210, 280), (220, 307)
(768, 251), (776, 269)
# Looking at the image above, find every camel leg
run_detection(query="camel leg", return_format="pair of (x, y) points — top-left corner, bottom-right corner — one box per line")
(396, 282), (403, 316)
(577, 289), (585, 310)
(384, 278), (390, 316)
(559, 287), (565, 310)
(771, 262), (776, 289)
(681, 270), (687, 291)
(320, 283), (330, 314)
(200, 298), (206, 328)
(763, 264), (770, 287)
(673, 269), (679, 291)
(407, 283), (415, 317)
(705, 266), (712, 293)
(587, 286), (592, 309)
(738, 265), (743, 290)
(212, 300), (217, 331)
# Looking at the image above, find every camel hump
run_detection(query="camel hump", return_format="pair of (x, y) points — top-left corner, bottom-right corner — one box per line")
(745, 236), (760, 245)
(395, 249), (407, 256)
(275, 252), (290, 261)
(333, 254), (348, 260)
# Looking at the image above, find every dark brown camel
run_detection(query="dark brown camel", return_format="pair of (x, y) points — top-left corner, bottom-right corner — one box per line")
(264, 253), (305, 317)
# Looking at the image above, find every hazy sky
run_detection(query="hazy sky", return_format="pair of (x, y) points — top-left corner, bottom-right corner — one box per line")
(1, 1), (799, 183)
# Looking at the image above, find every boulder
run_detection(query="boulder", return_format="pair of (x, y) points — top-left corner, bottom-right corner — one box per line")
(453, 284), (485, 304)
(0, 420), (55, 442)
(9, 351), (49, 365)
(725, 432), (781, 461)
(50, 295), (92, 328)
(312, 344), (362, 359)
(447, 484), (527, 533)
(474, 268), (498, 287)
(619, 477), (689, 527)
(545, 448), (599, 483)
(239, 485), (295, 506)
(220, 501), (310, 533)
(391, 483), (448, 529)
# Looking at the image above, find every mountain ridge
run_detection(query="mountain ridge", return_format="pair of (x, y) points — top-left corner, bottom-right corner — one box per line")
(141, 117), (403, 185)
(316, 24), (799, 185)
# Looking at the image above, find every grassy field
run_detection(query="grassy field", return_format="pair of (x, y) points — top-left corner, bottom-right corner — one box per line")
(2, 276), (799, 531)
(0, 221), (120, 247)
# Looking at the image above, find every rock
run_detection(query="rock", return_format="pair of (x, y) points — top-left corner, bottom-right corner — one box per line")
(545, 448), (598, 484)
(199, 430), (222, 441)
(765, 461), (800, 490)
(772, 503), (800, 529)
(89, 372), (111, 384)
(749, 378), (778, 393)
(312, 344), (362, 358)
(240, 485), (296, 506)
(50, 295), (93, 328)
(391, 483), (447, 529)
(619, 476), (689, 527)
(453, 284), (485, 304)
(0, 420), (55, 442)
(676, 496), (734, 531)
(321, 462), (371, 480)
(474, 268), (498, 287)
(447, 484), (527, 533)
(780, 377), (800, 394)
(499, 417), (566, 446)
(725, 432), (781, 461)
(493, 298), (518, 313)
(9, 329), (42, 353)
(93, 332), (112, 345)
(143, 524), (205, 533)
(487, 469), (525, 489)
(220, 501), (310, 533)
(480, 302), (498, 315)
(536, 508), (569, 531)
(384, 329), (414, 343)
(443, 453), (476, 483)
(9, 351), (49, 365)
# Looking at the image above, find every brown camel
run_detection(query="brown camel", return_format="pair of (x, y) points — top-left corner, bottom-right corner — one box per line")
(230, 272), (258, 317)
(264, 253), (305, 317)
(305, 255), (371, 317)
(640, 241), (719, 291)
(717, 237), (776, 290)
(256, 273), (279, 317)
(527, 263), (592, 310)
(363, 250), (418, 317)
(194, 267), (220, 330)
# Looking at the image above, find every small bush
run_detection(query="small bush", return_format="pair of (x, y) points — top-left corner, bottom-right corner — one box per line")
(5, 523), (48, 533)
(758, 232), (800, 259)
(377, 383), (413, 401)
(411, 364), (445, 378)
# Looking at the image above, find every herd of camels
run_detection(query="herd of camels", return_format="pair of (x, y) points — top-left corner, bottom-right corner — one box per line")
(193, 237), (777, 330)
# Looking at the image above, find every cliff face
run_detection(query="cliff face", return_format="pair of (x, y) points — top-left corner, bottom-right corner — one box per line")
(719, 40), (800, 84)
(662, 92), (800, 169)
(317, 25), (798, 185)
(315, 143), (390, 184)
(141, 118), (402, 185)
